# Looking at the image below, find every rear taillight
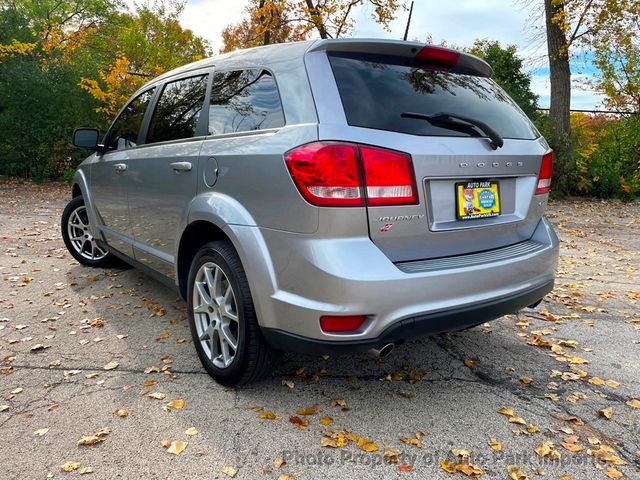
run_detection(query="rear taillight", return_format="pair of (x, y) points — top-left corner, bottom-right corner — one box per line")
(284, 142), (417, 207)
(320, 315), (366, 333)
(535, 150), (553, 195)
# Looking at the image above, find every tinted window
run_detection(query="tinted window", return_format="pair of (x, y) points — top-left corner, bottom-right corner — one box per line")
(107, 89), (155, 150)
(146, 75), (208, 144)
(328, 53), (538, 140)
(208, 69), (284, 135)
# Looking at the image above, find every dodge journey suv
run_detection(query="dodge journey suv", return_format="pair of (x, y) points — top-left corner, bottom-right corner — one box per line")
(62, 39), (559, 386)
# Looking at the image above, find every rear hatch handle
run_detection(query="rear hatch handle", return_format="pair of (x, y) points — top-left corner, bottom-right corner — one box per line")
(401, 111), (504, 150)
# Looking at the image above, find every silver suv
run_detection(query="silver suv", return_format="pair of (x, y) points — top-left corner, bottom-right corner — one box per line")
(62, 39), (559, 386)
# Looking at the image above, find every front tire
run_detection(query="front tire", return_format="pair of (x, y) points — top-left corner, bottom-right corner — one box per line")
(187, 241), (276, 386)
(61, 196), (113, 267)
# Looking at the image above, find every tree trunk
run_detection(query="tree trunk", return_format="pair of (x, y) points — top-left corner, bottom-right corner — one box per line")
(544, 0), (573, 191)
(305, 0), (329, 39)
(258, 0), (271, 45)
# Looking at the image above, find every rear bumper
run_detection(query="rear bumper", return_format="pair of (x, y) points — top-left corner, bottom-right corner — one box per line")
(229, 216), (559, 351)
(262, 279), (553, 355)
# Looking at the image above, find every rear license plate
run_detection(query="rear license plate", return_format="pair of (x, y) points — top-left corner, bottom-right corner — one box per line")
(455, 181), (501, 220)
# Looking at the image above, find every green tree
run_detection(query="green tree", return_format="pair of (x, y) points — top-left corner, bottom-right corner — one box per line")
(468, 40), (539, 119)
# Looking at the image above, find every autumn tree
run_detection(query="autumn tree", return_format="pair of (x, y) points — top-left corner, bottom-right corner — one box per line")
(468, 40), (539, 119)
(221, 0), (407, 52)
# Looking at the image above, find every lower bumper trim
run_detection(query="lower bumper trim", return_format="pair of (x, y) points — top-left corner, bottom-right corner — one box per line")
(261, 279), (553, 355)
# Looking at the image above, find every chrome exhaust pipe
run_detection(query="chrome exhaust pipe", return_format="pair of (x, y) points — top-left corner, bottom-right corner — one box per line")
(368, 343), (394, 359)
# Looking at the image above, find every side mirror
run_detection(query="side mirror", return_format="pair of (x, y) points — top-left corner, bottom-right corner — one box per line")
(72, 128), (101, 150)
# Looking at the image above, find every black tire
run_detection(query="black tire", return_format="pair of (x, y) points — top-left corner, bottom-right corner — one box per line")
(61, 196), (114, 267)
(187, 240), (277, 386)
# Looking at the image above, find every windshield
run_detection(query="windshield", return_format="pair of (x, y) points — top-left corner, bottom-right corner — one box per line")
(327, 52), (539, 140)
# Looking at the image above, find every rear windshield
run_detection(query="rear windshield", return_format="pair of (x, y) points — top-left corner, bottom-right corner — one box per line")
(328, 52), (538, 140)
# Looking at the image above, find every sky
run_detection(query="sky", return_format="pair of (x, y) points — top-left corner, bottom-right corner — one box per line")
(166, 0), (606, 110)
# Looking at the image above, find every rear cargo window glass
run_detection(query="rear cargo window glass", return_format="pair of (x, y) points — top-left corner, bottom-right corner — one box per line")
(146, 75), (208, 144)
(208, 69), (284, 135)
(106, 88), (155, 150)
(328, 52), (538, 140)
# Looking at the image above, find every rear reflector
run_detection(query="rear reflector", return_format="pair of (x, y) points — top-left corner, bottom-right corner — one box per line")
(320, 315), (366, 333)
(284, 142), (417, 207)
(535, 150), (553, 194)
(415, 45), (460, 68)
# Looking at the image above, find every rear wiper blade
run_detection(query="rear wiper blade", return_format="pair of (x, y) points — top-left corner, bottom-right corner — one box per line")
(401, 111), (504, 150)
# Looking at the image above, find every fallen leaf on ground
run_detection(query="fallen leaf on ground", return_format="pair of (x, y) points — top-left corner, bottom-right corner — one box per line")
(167, 440), (187, 455)
(103, 361), (119, 370)
(497, 407), (514, 417)
(78, 427), (111, 446)
(398, 463), (415, 472)
(489, 438), (503, 451)
(507, 465), (529, 480)
(295, 405), (320, 415)
(319, 416), (333, 425)
(383, 446), (401, 463)
(148, 391), (166, 400)
(259, 410), (276, 420)
(79, 466), (94, 474)
(277, 475), (295, 480)
(60, 462), (81, 472)
(289, 415), (309, 429)
(185, 427), (198, 436)
(166, 399), (185, 409)
(34, 428), (49, 436)
(519, 376), (533, 385)
(604, 467), (624, 479)
(221, 466), (237, 477)
(597, 407), (613, 419)
(463, 359), (475, 368)
(0, 405), (9, 412)
(114, 409), (128, 417)
(273, 457), (286, 469)
(535, 441), (560, 459)
(626, 399), (640, 409)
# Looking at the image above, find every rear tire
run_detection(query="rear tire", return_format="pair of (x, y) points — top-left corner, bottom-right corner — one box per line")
(187, 240), (277, 386)
(61, 196), (114, 267)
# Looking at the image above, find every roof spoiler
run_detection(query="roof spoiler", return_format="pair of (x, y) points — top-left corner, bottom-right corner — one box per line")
(307, 39), (493, 78)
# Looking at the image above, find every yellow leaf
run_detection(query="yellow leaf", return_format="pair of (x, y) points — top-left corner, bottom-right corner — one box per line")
(509, 416), (527, 425)
(273, 456), (286, 469)
(103, 361), (119, 370)
(604, 467), (624, 479)
(319, 416), (333, 425)
(589, 376), (605, 385)
(79, 466), (94, 474)
(519, 376), (533, 385)
(34, 428), (49, 436)
(605, 379), (620, 388)
(295, 405), (320, 415)
(78, 428), (110, 446)
(568, 356), (589, 365)
(167, 440), (187, 455)
(488, 438), (503, 451)
(440, 459), (457, 474)
(166, 399), (185, 410)
(535, 441), (560, 459)
(60, 461), (81, 472)
(383, 446), (401, 463)
(114, 409), (128, 417)
(597, 407), (613, 419)
(463, 359), (475, 368)
(148, 392), (166, 400)
(626, 399), (640, 409)
(259, 410), (276, 420)
(185, 427), (198, 436)
(221, 466), (237, 477)
(277, 475), (295, 480)
(497, 407), (515, 417)
(507, 465), (530, 480)
(356, 436), (378, 452)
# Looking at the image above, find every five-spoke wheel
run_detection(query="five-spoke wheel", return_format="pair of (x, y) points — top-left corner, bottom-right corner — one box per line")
(61, 196), (113, 267)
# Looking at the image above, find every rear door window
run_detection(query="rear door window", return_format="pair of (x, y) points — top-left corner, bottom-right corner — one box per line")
(208, 69), (284, 135)
(106, 88), (155, 150)
(328, 52), (538, 140)
(146, 75), (208, 144)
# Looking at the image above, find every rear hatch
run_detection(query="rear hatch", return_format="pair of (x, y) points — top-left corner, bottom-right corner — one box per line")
(314, 41), (551, 262)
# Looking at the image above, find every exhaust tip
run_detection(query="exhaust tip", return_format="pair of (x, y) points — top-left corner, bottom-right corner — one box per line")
(368, 343), (394, 359)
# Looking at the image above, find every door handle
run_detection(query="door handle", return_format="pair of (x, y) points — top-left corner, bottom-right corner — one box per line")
(170, 161), (192, 172)
(114, 163), (127, 172)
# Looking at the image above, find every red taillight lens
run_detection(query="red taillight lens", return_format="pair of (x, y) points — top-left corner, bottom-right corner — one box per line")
(535, 150), (553, 194)
(320, 315), (366, 333)
(415, 45), (460, 68)
(284, 142), (363, 206)
(360, 146), (417, 205)
(284, 142), (417, 207)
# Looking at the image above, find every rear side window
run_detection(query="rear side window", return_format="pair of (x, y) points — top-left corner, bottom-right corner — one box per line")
(106, 88), (155, 150)
(328, 52), (538, 140)
(208, 69), (284, 135)
(146, 75), (208, 144)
